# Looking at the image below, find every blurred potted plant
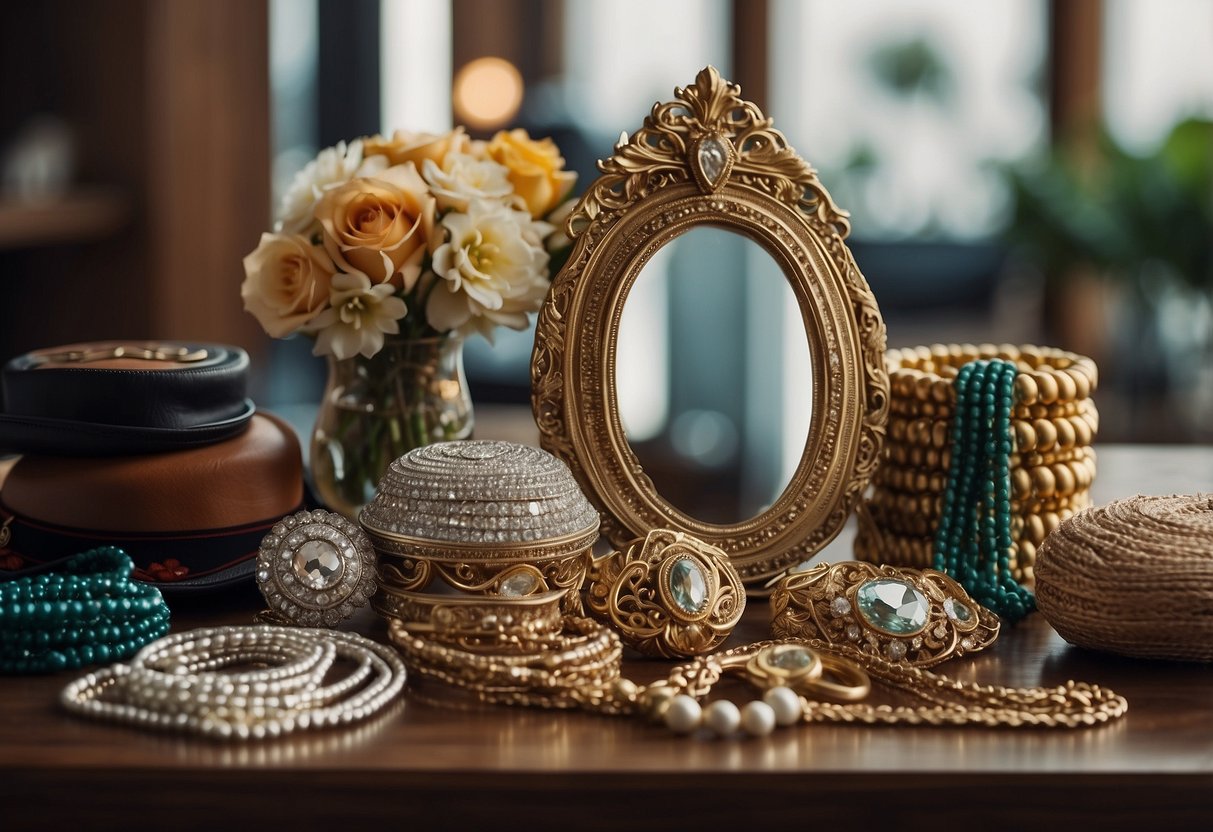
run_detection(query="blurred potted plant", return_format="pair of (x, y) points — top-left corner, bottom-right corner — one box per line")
(1003, 118), (1213, 438)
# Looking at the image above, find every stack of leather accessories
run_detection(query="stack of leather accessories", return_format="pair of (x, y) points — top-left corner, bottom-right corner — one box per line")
(0, 341), (304, 592)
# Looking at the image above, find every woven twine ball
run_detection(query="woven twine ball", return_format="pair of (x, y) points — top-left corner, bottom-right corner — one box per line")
(1035, 494), (1213, 662)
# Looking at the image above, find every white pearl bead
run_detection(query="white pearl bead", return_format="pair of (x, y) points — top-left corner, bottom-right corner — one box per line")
(703, 700), (741, 737)
(763, 686), (803, 726)
(664, 695), (703, 733)
(741, 701), (776, 737)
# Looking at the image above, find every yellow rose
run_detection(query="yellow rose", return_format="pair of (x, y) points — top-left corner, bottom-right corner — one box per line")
(241, 233), (335, 338)
(314, 163), (435, 290)
(486, 129), (577, 218)
(362, 128), (467, 168)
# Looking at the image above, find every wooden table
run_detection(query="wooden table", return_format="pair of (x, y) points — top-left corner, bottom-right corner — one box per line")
(2, 445), (1212, 829)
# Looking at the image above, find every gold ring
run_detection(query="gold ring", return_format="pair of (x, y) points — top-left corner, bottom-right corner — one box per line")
(586, 529), (746, 658)
(744, 642), (824, 689)
(796, 651), (872, 702)
(720, 642), (871, 702)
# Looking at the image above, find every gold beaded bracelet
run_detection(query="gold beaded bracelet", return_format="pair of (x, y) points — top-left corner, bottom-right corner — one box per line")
(859, 344), (1098, 581)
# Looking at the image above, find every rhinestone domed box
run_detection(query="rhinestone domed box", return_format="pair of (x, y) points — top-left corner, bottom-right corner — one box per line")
(360, 440), (600, 616)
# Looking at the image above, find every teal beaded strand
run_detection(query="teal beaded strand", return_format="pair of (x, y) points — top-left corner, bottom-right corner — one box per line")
(932, 359), (1035, 623)
(0, 547), (170, 674)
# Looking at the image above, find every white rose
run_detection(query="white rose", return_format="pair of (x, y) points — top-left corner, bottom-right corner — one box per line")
(420, 153), (514, 213)
(425, 200), (550, 340)
(275, 139), (388, 234)
(306, 271), (408, 360)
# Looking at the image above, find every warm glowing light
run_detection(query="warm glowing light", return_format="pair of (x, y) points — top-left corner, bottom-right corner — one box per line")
(452, 57), (524, 130)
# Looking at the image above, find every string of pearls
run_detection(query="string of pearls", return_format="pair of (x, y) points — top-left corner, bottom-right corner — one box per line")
(60, 626), (406, 740)
(661, 686), (804, 738)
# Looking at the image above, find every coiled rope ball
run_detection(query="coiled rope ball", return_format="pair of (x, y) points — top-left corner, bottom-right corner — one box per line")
(1035, 494), (1213, 662)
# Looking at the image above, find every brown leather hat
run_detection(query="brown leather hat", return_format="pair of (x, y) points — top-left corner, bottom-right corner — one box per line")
(0, 412), (304, 592)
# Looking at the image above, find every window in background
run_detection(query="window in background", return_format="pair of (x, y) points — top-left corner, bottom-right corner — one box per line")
(770, 0), (1046, 242)
(1103, 0), (1213, 154)
(564, 0), (730, 450)
(270, 0), (320, 236)
(265, 0), (322, 406)
(381, 0), (452, 134)
(1097, 0), (1213, 441)
(769, 0), (1049, 470)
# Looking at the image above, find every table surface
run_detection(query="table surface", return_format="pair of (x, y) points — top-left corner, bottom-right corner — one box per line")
(2, 442), (1212, 829)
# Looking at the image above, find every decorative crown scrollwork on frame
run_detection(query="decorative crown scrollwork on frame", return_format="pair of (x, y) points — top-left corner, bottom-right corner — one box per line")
(567, 66), (851, 240)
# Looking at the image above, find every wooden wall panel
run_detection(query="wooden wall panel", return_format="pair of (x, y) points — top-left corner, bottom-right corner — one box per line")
(145, 0), (271, 358)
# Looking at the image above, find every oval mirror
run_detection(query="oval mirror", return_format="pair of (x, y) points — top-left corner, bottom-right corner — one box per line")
(616, 226), (812, 525)
(532, 67), (888, 588)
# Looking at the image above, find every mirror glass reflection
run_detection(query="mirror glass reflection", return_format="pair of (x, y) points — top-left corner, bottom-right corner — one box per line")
(617, 226), (813, 525)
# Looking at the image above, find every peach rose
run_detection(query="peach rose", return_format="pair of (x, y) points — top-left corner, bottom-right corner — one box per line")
(241, 233), (336, 338)
(314, 163), (435, 289)
(485, 129), (577, 218)
(362, 128), (468, 169)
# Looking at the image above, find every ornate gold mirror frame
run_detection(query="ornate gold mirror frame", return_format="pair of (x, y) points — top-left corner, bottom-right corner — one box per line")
(532, 67), (888, 588)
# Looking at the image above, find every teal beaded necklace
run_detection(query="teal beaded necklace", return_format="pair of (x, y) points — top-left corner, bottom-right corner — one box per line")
(932, 359), (1035, 623)
(0, 547), (170, 674)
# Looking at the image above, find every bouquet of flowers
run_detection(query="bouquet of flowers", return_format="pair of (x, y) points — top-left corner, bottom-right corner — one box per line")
(240, 127), (577, 516)
(241, 127), (577, 358)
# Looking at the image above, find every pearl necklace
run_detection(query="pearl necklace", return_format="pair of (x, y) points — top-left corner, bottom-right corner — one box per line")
(0, 547), (170, 674)
(60, 626), (406, 740)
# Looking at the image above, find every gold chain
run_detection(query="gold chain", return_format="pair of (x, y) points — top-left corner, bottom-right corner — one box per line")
(640, 639), (1127, 728)
(388, 618), (1127, 729)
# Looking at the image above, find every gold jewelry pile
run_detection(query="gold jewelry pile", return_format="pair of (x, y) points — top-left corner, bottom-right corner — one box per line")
(857, 344), (1098, 584)
(384, 552), (1128, 737)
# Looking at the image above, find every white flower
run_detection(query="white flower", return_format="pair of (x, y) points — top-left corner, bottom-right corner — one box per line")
(543, 197), (577, 252)
(275, 140), (388, 234)
(420, 153), (514, 212)
(426, 200), (550, 340)
(306, 271), (407, 360)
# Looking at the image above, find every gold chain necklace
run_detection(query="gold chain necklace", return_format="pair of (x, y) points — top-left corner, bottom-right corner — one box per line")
(388, 619), (1127, 734)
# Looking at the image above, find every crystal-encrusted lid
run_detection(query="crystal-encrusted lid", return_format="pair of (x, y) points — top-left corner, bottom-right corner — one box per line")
(359, 440), (601, 544)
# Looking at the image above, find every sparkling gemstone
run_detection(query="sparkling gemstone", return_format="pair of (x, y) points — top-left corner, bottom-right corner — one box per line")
(856, 579), (930, 636)
(886, 640), (907, 661)
(830, 596), (852, 617)
(696, 135), (731, 187)
(960, 636), (975, 651)
(292, 540), (344, 590)
(499, 572), (539, 597)
(944, 597), (973, 623)
(769, 647), (813, 670)
(845, 623), (861, 640)
(668, 557), (708, 614)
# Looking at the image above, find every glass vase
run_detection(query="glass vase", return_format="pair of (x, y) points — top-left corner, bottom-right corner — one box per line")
(310, 332), (473, 519)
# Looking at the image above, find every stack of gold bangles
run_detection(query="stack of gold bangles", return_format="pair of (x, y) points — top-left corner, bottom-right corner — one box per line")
(857, 344), (1098, 585)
